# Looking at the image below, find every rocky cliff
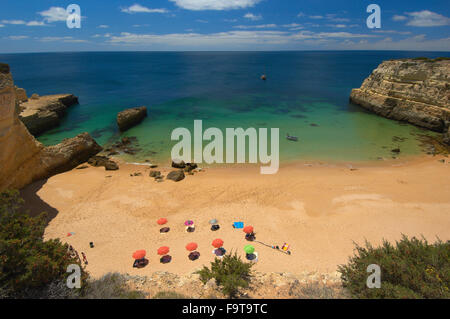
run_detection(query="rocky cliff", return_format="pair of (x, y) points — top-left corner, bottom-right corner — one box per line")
(0, 63), (101, 191)
(350, 58), (450, 136)
(19, 94), (79, 136)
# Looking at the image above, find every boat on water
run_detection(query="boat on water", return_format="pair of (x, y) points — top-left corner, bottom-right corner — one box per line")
(286, 134), (298, 142)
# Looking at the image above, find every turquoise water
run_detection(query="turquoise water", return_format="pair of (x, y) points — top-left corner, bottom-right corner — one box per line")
(0, 51), (446, 163)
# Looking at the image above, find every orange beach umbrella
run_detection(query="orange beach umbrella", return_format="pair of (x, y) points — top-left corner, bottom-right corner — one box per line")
(186, 242), (198, 251)
(157, 218), (168, 225)
(243, 226), (254, 234)
(212, 239), (224, 248)
(157, 246), (170, 255)
(132, 250), (146, 260)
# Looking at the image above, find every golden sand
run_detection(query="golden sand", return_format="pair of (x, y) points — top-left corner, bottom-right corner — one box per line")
(21, 156), (450, 278)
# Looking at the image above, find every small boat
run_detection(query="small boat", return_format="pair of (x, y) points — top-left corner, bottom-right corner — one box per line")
(261, 74), (267, 81)
(286, 133), (298, 142)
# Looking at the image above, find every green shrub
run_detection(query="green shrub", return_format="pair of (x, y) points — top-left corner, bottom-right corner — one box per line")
(82, 273), (146, 299)
(338, 235), (450, 299)
(0, 189), (87, 298)
(196, 252), (253, 298)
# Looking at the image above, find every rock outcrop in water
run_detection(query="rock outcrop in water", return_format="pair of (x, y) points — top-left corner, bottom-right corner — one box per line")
(0, 63), (102, 191)
(117, 106), (147, 132)
(19, 93), (79, 136)
(350, 58), (450, 138)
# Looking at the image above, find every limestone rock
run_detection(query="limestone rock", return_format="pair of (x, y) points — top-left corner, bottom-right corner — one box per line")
(15, 86), (27, 103)
(350, 58), (450, 133)
(172, 158), (186, 169)
(40, 133), (103, 176)
(19, 94), (79, 135)
(167, 170), (185, 182)
(0, 63), (102, 191)
(117, 106), (147, 132)
(88, 155), (118, 171)
(444, 127), (450, 145)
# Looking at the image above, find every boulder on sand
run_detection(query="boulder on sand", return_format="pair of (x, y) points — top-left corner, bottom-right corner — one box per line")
(172, 158), (186, 169)
(88, 155), (119, 171)
(40, 133), (103, 176)
(117, 106), (147, 132)
(167, 170), (185, 182)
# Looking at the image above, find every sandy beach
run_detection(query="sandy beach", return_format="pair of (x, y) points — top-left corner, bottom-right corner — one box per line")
(20, 156), (450, 279)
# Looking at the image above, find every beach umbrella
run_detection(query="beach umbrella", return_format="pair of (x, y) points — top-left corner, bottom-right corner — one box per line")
(186, 242), (198, 251)
(209, 219), (218, 225)
(184, 220), (194, 226)
(132, 250), (146, 260)
(212, 239), (224, 248)
(157, 218), (168, 225)
(157, 246), (170, 255)
(244, 245), (255, 254)
(243, 226), (254, 234)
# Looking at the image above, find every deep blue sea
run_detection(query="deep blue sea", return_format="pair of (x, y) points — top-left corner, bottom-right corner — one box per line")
(0, 51), (448, 163)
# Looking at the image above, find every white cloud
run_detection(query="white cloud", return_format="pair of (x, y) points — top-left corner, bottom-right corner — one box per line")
(309, 15), (324, 20)
(372, 30), (412, 35)
(121, 4), (168, 14)
(1, 19), (47, 27)
(26, 21), (46, 27)
(7, 35), (29, 40)
(392, 15), (407, 21)
(1, 20), (26, 25)
(169, 0), (261, 11)
(297, 12), (305, 18)
(98, 25), (109, 29)
(234, 24), (277, 29)
(107, 30), (379, 49)
(0, 24), (4, 28)
(282, 23), (301, 28)
(39, 7), (69, 22)
(405, 10), (450, 27)
(244, 13), (262, 21)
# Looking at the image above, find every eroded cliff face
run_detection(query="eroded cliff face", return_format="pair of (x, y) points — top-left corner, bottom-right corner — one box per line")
(0, 64), (45, 191)
(350, 58), (450, 133)
(0, 64), (102, 191)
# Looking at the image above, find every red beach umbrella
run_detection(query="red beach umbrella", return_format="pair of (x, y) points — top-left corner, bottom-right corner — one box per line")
(157, 218), (168, 225)
(132, 250), (146, 260)
(243, 226), (254, 234)
(212, 239), (224, 248)
(157, 246), (170, 255)
(186, 242), (198, 251)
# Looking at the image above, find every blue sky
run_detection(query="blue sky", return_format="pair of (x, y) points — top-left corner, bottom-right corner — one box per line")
(0, 0), (449, 52)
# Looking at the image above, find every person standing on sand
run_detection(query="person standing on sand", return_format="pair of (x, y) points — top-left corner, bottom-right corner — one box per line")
(81, 252), (88, 265)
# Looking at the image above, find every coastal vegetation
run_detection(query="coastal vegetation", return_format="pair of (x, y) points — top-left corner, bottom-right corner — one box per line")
(196, 252), (253, 298)
(0, 189), (88, 298)
(338, 235), (450, 299)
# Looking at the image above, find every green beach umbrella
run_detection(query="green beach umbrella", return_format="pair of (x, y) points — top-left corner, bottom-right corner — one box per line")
(244, 245), (255, 254)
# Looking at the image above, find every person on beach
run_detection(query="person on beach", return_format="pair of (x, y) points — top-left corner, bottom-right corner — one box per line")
(81, 252), (88, 265)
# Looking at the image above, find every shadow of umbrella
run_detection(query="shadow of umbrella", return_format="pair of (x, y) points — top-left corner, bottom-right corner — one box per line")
(188, 251), (200, 261)
(160, 255), (172, 264)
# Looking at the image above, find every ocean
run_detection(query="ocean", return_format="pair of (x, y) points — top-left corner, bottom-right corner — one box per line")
(0, 51), (447, 164)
